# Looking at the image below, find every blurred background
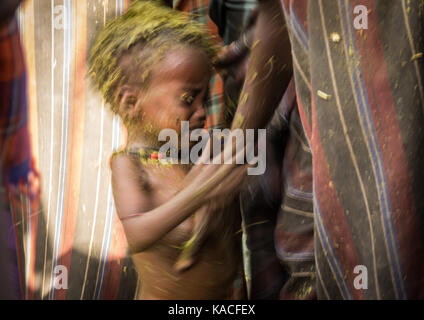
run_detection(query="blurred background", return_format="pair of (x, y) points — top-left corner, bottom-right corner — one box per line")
(14, 0), (138, 300)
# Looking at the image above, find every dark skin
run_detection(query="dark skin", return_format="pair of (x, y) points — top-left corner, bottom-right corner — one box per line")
(111, 0), (291, 299)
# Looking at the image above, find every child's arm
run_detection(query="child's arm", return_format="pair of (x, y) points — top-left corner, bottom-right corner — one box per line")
(111, 153), (246, 253)
(111, 154), (190, 253)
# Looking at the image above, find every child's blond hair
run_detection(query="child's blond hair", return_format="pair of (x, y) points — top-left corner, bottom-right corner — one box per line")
(89, 0), (217, 113)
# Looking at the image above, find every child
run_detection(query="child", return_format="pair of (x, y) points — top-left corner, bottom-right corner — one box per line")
(89, 0), (242, 299)
(89, 0), (291, 299)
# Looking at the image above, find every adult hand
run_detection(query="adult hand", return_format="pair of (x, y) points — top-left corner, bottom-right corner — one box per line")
(214, 9), (258, 85)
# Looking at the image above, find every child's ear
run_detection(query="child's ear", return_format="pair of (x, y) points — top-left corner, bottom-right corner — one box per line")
(116, 85), (139, 118)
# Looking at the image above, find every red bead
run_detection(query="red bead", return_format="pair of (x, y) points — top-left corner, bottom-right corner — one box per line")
(150, 152), (158, 160)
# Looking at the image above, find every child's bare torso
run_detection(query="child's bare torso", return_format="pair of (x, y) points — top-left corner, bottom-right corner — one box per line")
(123, 160), (241, 300)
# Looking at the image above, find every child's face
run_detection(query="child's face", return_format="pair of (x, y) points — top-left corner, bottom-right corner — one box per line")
(118, 47), (211, 140)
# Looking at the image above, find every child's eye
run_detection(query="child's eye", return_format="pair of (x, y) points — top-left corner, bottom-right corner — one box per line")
(125, 96), (137, 108)
(180, 92), (195, 105)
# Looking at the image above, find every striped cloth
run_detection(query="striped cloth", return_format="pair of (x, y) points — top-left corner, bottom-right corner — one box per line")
(16, 0), (139, 300)
(208, 0), (258, 45)
(241, 79), (315, 299)
(283, 0), (424, 299)
(273, 80), (315, 299)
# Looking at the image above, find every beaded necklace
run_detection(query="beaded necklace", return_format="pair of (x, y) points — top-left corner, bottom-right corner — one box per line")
(113, 146), (180, 166)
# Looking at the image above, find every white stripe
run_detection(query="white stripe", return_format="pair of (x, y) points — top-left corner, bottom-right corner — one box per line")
(93, 113), (121, 299)
(292, 53), (311, 89)
(81, 1), (109, 299)
(49, 0), (72, 299)
(42, 0), (56, 300)
(93, 1), (124, 298)
(80, 104), (105, 299)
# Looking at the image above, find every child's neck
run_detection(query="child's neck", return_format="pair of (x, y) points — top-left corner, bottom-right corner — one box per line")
(126, 129), (193, 171)
(126, 128), (161, 151)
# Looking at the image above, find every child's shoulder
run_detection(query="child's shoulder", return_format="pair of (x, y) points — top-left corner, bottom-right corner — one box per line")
(110, 149), (151, 190)
(109, 148), (148, 176)
(110, 148), (137, 167)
